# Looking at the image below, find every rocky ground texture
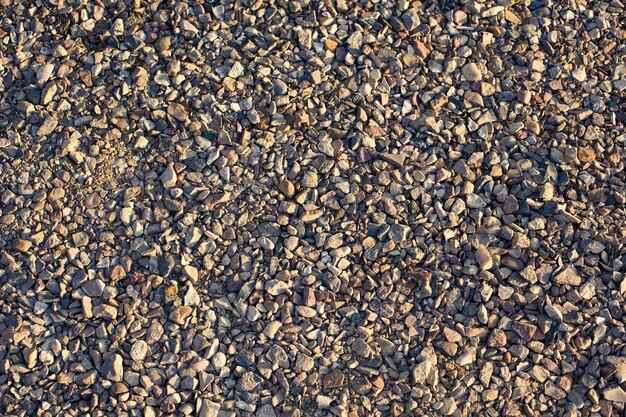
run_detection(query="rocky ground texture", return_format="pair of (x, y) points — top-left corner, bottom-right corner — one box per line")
(1, 0), (626, 416)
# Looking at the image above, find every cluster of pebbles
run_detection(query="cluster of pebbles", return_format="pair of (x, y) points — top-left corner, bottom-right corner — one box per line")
(1, 0), (626, 416)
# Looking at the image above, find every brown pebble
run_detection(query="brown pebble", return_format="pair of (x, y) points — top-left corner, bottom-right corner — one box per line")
(278, 179), (295, 197)
(577, 147), (596, 163)
(323, 369), (345, 389)
(12, 239), (32, 253)
(85, 193), (101, 208)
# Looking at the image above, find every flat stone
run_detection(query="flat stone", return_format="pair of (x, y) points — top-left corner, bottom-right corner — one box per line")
(85, 193), (102, 208)
(475, 245), (493, 270)
(296, 305), (317, 318)
(267, 345), (289, 368)
(155, 36), (171, 52)
(352, 338), (371, 357)
(265, 279), (289, 295)
(466, 193), (487, 209)
(462, 62), (483, 81)
(545, 381), (566, 399)
(316, 395), (333, 408)
(93, 304), (118, 320)
(256, 405), (277, 417)
(180, 20), (198, 33)
(528, 365), (550, 383)
(12, 239), (32, 253)
(297, 28), (312, 49)
(544, 302), (563, 322)
(577, 147), (596, 163)
(41, 82), (57, 105)
(414, 40), (430, 58)
(247, 109), (261, 124)
(278, 179), (295, 197)
(380, 152), (406, 167)
(301, 171), (319, 188)
(130, 340), (148, 361)
(440, 398), (457, 415)
(273, 79), (288, 95)
(605, 386), (626, 402)
(100, 354), (123, 382)
(160, 164), (177, 188)
(323, 369), (345, 389)
(371, 376), (385, 390)
(169, 306), (193, 324)
(295, 353), (314, 372)
(37, 116), (58, 136)
(212, 352), (226, 370)
(389, 224), (411, 242)
(167, 103), (188, 122)
(237, 371), (263, 391)
(412, 359), (432, 384)
(519, 265), (537, 283)
(183, 265), (199, 282)
(37, 63), (54, 84)
(75, 370), (97, 385)
(572, 67), (587, 82)
(553, 267), (581, 286)
(134, 67), (149, 87)
(517, 90), (531, 105)
(184, 285), (200, 306)
(158, 254), (175, 276)
(228, 61), (245, 78)
(456, 347), (476, 366)
(511, 321), (537, 342)
(488, 329), (507, 347)
(198, 399), (220, 417)
(482, 389), (498, 402)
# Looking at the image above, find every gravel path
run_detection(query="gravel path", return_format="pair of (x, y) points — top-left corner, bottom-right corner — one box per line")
(1, 1), (626, 416)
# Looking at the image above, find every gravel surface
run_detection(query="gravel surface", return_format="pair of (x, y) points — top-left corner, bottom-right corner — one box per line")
(1, 1), (626, 416)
